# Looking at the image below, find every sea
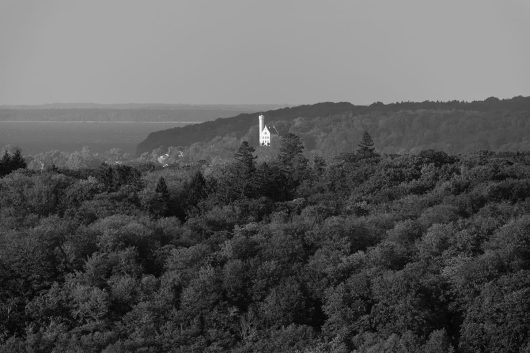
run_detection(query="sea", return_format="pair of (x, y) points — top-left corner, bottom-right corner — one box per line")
(0, 121), (192, 155)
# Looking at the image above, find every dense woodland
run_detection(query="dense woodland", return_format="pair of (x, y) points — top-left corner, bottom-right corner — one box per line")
(17, 96), (530, 170)
(137, 96), (530, 158)
(1, 132), (530, 353)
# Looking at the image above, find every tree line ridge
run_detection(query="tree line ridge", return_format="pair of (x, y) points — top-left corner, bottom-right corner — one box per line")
(137, 96), (530, 158)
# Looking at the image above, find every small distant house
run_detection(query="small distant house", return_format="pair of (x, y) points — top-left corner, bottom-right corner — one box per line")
(157, 153), (170, 167)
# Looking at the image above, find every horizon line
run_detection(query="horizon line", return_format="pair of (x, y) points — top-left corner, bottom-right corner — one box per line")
(1, 94), (529, 109)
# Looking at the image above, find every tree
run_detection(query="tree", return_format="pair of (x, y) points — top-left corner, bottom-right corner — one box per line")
(139, 177), (171, 218)
(423, 329), (455, 353)
(155, 176), (169, 196)
(185, 171), (208, 208)
(278, 133), (308, 194)
(357, 131), (376, 157)
(0, 149), (26, 177)
(459, 271), (530, 353)
(96, 164), (141, 192)
(278, 133), (305, 167)
(254, 162), (290, 201)
(234, 141), (257, 175)
(216, 142), (259, 201)
(0, 151), (10, 177)
(149, 177), (170, 217)
(9, 150), (27, 172)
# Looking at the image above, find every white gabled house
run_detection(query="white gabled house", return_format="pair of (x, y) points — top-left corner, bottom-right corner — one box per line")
(258, 114), (271, 146)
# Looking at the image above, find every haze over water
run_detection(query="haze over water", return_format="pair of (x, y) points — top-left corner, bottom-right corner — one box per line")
(0, 121), (188, 154)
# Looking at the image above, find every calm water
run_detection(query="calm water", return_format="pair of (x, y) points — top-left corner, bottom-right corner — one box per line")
(0, 121), (191, 154)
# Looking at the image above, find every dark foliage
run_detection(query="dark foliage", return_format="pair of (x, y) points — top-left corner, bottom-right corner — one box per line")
(137, 96), (530, 155)
(0, 149), (26, 177)
(357, 131), (376, 158)
(1, 137), (530, 352)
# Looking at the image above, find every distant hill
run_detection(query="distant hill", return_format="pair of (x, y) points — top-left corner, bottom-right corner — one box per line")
(0, 104), (287, 123)
(136, 96), (530, 156)
(136, 102), (357, 153)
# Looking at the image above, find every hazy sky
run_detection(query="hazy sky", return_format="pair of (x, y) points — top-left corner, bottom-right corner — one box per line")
(1, 0), (529, 105)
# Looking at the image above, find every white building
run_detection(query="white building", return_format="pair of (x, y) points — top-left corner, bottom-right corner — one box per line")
(157, 153), (170, 167)
(259, 114), (271, 146)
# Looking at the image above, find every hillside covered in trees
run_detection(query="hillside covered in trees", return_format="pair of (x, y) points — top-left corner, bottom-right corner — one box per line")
(1, 134), (530, 352)
(137, 96), (530, 157)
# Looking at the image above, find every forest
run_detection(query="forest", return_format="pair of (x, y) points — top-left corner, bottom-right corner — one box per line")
(137, 96), (530, 156)
(1, 133), (530, 353)
(18, 96), (530, 170)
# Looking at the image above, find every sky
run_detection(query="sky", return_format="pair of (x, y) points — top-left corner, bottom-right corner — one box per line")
(0, 0), (529, 105)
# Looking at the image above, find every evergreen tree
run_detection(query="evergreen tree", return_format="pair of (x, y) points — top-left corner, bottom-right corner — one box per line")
(278, 133), (305, 167)
(0, 151), (11, 177)
(254, 162), (290, 201)
(221, 141), (258, 199)
(214, 143), (258, 203)
(357, 131), (376, 157)
(234, 141), (257, 174)
(277, 133), (308, 197)
(155, 176), (169, 196)
(0, 149), (26, 177)
(187, 171), (208, 206)
(147, 177), (170, 217)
